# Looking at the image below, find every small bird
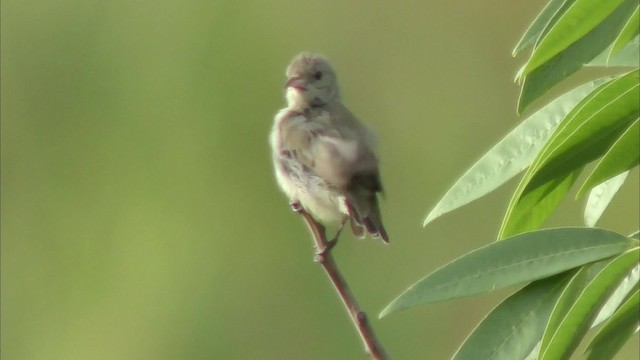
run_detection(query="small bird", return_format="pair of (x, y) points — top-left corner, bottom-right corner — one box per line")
(269, 52), (388, 244)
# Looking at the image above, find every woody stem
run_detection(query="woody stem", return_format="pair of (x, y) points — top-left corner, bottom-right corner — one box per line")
(296, 208), (391, 360)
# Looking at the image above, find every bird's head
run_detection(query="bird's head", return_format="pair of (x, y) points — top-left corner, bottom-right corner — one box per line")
(284, 52), (340, 108)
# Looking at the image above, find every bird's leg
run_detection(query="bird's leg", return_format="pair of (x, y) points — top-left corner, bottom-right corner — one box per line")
(325, 217), (347, 251)
(290, 201), (330, 257)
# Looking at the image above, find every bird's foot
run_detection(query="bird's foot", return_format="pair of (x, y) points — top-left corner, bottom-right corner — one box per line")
(313, 220), (345, 262)
(325, 236), (339, 252)
(313, 234), (337, 263)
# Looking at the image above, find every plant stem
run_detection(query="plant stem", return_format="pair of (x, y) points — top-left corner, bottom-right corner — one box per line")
(296, 208), (390, 360)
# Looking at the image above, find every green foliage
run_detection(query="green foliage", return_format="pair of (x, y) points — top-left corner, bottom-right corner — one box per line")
(384, 1), (640, 359)
(512, 0), (570, 56)
(589, 35), (640, 66)
(452, 273), (573, 360)
(516, 0), (638, 113)
(609, 6), (640, 59)
(423, 78), (609, 227)
(539, 250), (639, 360)
(587, 289), (640, 360)
(499, 70), (639, 239)
(379, 228), (635, 317)
(583, 171), (630, 227)
(577, 120), (639, 198)
(520, 0), (626, 76)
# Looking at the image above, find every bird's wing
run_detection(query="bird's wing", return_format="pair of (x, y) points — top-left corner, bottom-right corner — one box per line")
(346, 171), (388, 242)
(277, 109), (366, 189)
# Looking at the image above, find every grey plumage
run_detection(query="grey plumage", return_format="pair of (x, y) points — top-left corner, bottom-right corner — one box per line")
(270, 53), (388, 243)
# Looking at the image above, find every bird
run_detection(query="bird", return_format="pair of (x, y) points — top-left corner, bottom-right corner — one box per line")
(269, 52), (388, 244)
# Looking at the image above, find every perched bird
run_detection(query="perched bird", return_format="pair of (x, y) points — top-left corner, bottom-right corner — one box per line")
(269, 52), (388, 243)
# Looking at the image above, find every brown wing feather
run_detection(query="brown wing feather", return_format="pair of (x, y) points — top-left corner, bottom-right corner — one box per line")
(346, 171), (389, 243)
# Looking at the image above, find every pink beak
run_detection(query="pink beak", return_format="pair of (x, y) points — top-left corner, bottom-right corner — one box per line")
(284, 77), (306, 91)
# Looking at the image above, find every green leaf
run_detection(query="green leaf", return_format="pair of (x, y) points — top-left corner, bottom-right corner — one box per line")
(539, 249), (640, 360)
(497, 261), (614, 360)
(593, 263), (639, 326)
(379, 228), (635, 318)
(577, 119), (639, 198)
(521, 0), (626, 76)
(499, 167), (583, 240)
(423, 78), (608, 227)
(452, 272), (574, 360)
(517, 0), (638, 113)
(609, 6), (640, 60)
(583, 171), (630, 227)
(538, 266), (592, 356)
(525, 343), (543, 360)
(534, 259), (638, 359)
(528, 71), (639, 187)
(588, 35), (640, 67)
(513, 0), (573, 56)
(630, 230), (640, 240)
(500, 70), (640, 239)
(587, 289), (640, 360)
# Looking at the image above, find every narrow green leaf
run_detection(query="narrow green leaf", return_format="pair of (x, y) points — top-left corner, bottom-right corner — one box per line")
(588, 35), (640, 67)
(630, 230), (640, 240)
(583, 171), (630, 227)
(540, 249), (640, 360)
(521, 0), (626, 76)
(517, 0), (638, 113)
(593, 263), (639, 326)
(501, 70), (640, 239)
(530, 74), (639, 186)
(529, 265), (640, 360)
(379, 228), (635, 318)
(587, 289), (640, 360)
(423, 79), (608, 226)
(453, 272), (574, 360)
(525, 343), (543, 360)
(532, 260), (639, 360)
(513, 0), (573, 56)
(512, 259), (615, 360)
(609, 6), (640, 60)
(498, 167), (582, 238)
(577, 119), (639, 198)
(539, 266), (592, 354)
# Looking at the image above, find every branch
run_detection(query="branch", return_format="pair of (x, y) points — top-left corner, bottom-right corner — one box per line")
(295, 206), (391, 360)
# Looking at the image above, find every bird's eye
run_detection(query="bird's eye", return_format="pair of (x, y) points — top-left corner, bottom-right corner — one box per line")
(314, 71), (323, 80)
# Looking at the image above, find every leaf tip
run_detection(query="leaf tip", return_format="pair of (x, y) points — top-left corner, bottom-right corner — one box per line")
(378, 305), (393, 319)
(423, 212), (438, 227)
(512, 47), (521, 57)
(514, 66), (526, 83)
(379, 295), (409, 319)
(516, 89), (529, 116)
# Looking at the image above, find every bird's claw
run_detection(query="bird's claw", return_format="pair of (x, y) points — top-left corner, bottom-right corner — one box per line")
(313, 237), (338, 263)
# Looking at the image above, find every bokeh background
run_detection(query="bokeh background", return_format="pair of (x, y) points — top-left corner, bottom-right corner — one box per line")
(2, 1), (638, 359)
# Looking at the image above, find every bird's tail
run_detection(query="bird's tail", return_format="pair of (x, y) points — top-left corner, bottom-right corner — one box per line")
(349, 215), (366, 239)
(346, 193), (388, 243)
(361, 197), (389, 243)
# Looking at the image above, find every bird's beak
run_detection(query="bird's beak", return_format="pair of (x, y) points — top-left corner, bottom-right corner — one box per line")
(284, 77), (306, 91)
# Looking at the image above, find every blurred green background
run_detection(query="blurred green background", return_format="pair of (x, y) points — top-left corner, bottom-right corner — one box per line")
(2, 1), (638, 359)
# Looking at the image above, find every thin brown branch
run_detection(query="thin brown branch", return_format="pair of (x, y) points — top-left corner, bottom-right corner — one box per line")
(296, 207), (390, 360)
